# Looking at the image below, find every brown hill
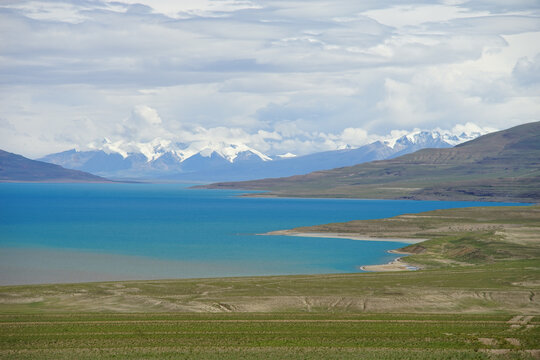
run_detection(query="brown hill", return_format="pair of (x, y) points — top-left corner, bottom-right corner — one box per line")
(0, 149), (111, 182)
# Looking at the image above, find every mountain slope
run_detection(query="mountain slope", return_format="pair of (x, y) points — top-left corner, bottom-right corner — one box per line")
(0, 150), (110, 182)
(200, 121), (540, 202)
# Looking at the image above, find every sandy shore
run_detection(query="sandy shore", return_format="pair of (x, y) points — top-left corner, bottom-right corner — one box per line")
(261, 230), (424, 272)
(262, 230), (426, 244)
(359, 250), (420, 272)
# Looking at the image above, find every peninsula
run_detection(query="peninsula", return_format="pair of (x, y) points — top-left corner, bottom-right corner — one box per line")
(264, 205), (540, 271)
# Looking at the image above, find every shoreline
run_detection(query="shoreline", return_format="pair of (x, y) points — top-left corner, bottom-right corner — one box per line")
(261, 230), (426, 244)
(261, 230), (425, 272)
(359, 250), (420, 272)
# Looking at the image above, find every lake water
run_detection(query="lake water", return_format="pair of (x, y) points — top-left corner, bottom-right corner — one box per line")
(0, 183), (522, 285)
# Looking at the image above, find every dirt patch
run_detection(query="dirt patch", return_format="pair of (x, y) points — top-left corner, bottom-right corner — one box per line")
(0, 296), (44, 304)
(508, 315), (534, 325)
(478, 338), (498, 346)
(505, 338), (521, 346)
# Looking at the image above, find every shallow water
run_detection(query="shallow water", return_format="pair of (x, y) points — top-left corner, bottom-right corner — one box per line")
(0, 183), (522, 284)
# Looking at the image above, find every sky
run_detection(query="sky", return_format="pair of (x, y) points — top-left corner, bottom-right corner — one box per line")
(1, 0), (539, 158)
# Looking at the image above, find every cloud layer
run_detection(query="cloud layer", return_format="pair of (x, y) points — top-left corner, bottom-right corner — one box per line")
(1, 0), (539, 157)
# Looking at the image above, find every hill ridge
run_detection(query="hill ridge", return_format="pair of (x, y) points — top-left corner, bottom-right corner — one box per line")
(0, 149), (111, 182)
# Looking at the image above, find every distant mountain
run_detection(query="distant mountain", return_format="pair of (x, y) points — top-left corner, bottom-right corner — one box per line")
(39, 140), (273, 180)
(200, 121), (540, 203)
(39, 129), (483, 181)
(0, 149), (109, 182)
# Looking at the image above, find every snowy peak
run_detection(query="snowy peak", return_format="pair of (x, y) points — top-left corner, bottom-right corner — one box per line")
(187, 143), (272, 163)
(88, 138), (271, 164)
(384, 128), (489, 149)
(90, 137), (174, 162)
(276, 153), (297, 159)
(443, 131), (485, 146)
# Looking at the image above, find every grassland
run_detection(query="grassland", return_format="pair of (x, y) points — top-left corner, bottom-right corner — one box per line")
(1, 206), (538, 358)
(1, 313), (538, 359)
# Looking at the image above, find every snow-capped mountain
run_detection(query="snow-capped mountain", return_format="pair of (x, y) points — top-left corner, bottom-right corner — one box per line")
(383, 129), (482, 159)
(385, 129), (484, 149)
(39, 138), (272, 179)
(93, 137), (271, 163)
(39, 128), (488, 181)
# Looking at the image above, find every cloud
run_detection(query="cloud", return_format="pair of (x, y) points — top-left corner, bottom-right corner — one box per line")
(131, 105), (162, 126)
(449, 122), (497, 136)
(117, 105), (168, 142)
(83, 110), (498, 159)
(0, 0), (539, 158)
(362, 4), (491, 28)
(103, 0), (263, 19)
(513, 53), (540, 86)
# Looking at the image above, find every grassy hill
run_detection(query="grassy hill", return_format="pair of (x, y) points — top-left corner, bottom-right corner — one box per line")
(200, 121), (540, 202)
(0, 149), (110, 182)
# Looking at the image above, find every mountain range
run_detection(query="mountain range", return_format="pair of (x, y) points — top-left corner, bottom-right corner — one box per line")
(38, 129), (483, 181)
(200, 121), (540, 203)
(0, 150), (109, 182)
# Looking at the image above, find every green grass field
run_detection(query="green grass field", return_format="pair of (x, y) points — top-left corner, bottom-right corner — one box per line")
(1, 313), (538, 359)
(1, 205), (538, 359)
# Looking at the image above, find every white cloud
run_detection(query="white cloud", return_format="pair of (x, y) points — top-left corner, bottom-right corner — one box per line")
(513, 54), (540, 85)
(119, 105), (168, 142)
(362, 4), (491, 29)
(0, 0), (539, 158)
(104, 0), (262, 19)
(450, 122), (496, 136)
(132, 105), (162, 126)
(339, 128), (369, 146)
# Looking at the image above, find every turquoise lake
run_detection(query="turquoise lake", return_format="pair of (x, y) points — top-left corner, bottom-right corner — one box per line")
(0, 183), (523, 285)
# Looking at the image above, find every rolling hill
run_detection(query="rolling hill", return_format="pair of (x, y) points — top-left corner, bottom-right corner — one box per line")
(200, 121), (540, 203)
(0, 149), (110, 182)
